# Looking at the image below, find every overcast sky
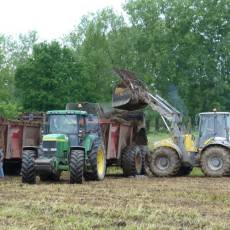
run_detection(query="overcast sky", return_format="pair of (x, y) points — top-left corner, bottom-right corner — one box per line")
(0, 0), (125, 41)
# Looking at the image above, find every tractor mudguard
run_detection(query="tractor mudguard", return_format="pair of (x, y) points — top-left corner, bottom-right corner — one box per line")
(151, 138), (183, 159)
(22, 146), (39, 157)
(201, 137), (230, 154)
(83, 134), (97, 153)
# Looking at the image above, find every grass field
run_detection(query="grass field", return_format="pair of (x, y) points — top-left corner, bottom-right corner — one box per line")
(1, 170), (230, 230)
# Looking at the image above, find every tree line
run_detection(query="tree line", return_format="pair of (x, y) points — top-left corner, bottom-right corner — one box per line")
(0, 0), (229, 129)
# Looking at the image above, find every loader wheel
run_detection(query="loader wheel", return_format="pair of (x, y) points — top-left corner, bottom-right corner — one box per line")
(70, 150), (84, 184)
(177, 163), (193, 176)
(21, 150), (36, 184)
(122, 145), (142, 177)
(150, 147), (181, 177)
(201, 147), (230, 177)
(88, 140), (106, 181)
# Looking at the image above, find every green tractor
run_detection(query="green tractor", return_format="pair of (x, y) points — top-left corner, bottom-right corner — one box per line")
(21, 110), (106, 184)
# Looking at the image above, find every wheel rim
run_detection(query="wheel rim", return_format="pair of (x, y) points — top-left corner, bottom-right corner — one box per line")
(207, 156), (223, 171)
(97, 148), (105, 176)
(156, 156), (170, 170)
(135, 153), (142, 174)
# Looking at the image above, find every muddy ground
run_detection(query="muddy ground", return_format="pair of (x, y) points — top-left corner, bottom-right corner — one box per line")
(0, 171), (230, 230)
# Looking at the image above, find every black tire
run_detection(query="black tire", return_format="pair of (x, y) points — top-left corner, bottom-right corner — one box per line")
(144, 152), (154, 177)
(21, 150), (36, 184)
(150, 147), (181, 177)
(121, 145), (142, 177)
(177, 163), (193, 176)
(70, 150), (84, 184)
(88, 139), (106, 181)
(140, 145), (148, 175)
(201, 146), (230, 177)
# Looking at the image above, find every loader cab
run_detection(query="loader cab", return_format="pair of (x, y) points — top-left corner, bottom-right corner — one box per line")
(44, 110), (87, 146)
(197, 112), (230, 148)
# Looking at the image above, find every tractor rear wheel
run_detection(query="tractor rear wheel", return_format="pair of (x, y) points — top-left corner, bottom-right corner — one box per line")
(201, 146), (230, 177)
(21, 150), (36, 184)
(70, 150), (84, 184)
(121, 145), (142, 177)
(177, 163), (193, 176)
(88, 140), (106, 181)
(150, 147), (181, 177)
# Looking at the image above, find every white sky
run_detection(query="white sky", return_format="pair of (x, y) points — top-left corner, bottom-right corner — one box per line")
(0, 0), (125, 41)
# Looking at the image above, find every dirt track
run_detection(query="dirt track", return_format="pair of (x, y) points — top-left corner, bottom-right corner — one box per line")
(0, 174), (230, 230)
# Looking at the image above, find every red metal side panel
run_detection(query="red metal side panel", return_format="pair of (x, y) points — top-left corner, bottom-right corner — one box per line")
(107, 124), (120, 159)
(6, 125), (23, 159)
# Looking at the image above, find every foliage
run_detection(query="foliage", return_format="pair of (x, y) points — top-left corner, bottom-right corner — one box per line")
(15, 42), (83, 111)
(1, 1), (230, 124)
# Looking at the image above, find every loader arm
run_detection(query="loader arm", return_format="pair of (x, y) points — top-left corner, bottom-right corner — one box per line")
(113, 68), (184, 147)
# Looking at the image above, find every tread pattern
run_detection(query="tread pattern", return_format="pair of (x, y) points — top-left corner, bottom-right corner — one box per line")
(70, 150), (84, 184)
(201, 146), (230, 177)
(21, 150), (36, 184)
(121, 145), (142, 177)
(150, 147), (181, 177)
(88, 138), (106, 181)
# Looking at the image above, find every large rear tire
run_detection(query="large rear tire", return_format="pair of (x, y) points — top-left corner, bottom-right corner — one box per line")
(88, 140), (106, 181)
(150, 147), (181, 177)
(21, 150), (36, 184)
(121, 145), (142, 177)
(201, 146), (230, 177)
(70, 150), (84, 184)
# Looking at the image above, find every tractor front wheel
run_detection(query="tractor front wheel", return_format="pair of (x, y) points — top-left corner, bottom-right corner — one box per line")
(201, 147), (230, 177)
(150, 147), (181, 177)
(70, 150), (84, 184)
(21, 150), (36, 184)
(88, 140), (106, 181)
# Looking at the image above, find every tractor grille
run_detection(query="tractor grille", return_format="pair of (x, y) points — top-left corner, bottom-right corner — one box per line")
(42, 141), (57, 158)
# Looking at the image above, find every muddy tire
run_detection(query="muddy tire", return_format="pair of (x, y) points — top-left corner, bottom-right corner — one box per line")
(177, 163), (193, 176)
(88, 139), (106, 181)
(140, 145), (148, 175)
(150, 147), (181, 177)
(21, 150), (36, 184)
(70, 150), (84, 184)
(201, 146), (230, 177)
(121, 145), (142, 177)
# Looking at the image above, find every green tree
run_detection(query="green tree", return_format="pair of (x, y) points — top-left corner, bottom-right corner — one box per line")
(15, 41), (83, 111)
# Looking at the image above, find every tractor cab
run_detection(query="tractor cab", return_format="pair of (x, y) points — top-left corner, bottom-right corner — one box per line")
(44, 110), (87, 147)
(197, 112), (230, 148)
